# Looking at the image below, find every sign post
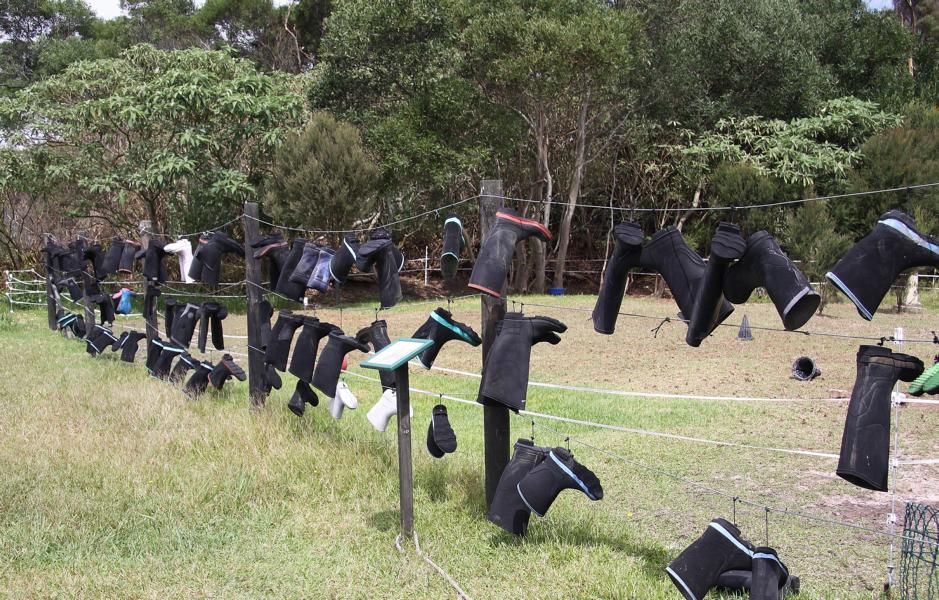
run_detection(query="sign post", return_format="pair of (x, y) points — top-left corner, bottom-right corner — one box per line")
(361, 337), (434, 539)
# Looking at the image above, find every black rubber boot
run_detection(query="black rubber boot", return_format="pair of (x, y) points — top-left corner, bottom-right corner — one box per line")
(259, 300), (274, 349)
(837, 345), (923, 491)
(137, 239), (168, 283)
(516, 447), (603, 517)
(91, 293), (116, 325)
(715, 570), (800, 598)
(188, 232), (242, 286)
(640, 226), (734, 333)
(478, 314), (566, 412)
(101, 238), (125, 277)
(750, 547), (790, 600)
(289, 317), (340, 383)
(724, 230), (820, 330)
(197, 302), (228, 352)
(86, 325), (117, 356)
(665, 518), (754, 600)
(687, 223), (746, 347)
(169, 352), (198, 382)
(265, 310), (303, 372)
(426, 404), (457, 458)
(118, 240), (140, 274)
(111, 331), (129, 351)
(118, 331), (146, 363)
(488, 439), (550, 535)
(208, 354), (246, 389)
(311, 332), (369, 397)
(356, 319), (396, 390)
(592, 221), (644, 334)
(184, 361), (214, 397)
(251, 234), (288, 290)
(59, 277), (83, 302)
(827, 210), (939, 320)
(329, 233), (360, 286)
(288, 380), (319, 416)
(791, 356), (821, 381)
(83, 243), (105, 281)
(170, 302), (200, 348)
(274, 238), (308, 302)
(356, 228), (404, 308)
(145, 337), (165, 374)
(412, 308), (481, 369)
(153, 342), (185, 379)
(70, 315), (86, 338)
(469, 208), (552, 297)
(164, 297), (177, 337)
(441, 215), (465, 280)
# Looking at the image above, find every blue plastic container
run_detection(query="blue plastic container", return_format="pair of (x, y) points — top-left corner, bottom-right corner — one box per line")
(547, 287), (565, 296)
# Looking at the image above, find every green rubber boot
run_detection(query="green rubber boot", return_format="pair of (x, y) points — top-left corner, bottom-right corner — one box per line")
(909, 361), (939, 396)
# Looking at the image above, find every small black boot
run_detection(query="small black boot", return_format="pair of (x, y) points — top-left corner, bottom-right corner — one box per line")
(837, 345), (923, 491)
(488, 439), (550, 535)
(164, 297), (177, 337)
(153, 342), (185, 379)
(118, 331), (146, 363)
(264, 310), (303, 372)
(169, 353), (198, 382)
(208, 354), (246, 389)
(101, 238), (125, 277)
(274, 238), (308, 302)
(118, 240), (140, 274)
(441, 215), (465, 280)
(288, 317), (340, 383)
(188, 232), (242, 286)
(356, 228), (404, 308)
(137, 239), (169, 283)
(170, 302), (200, 348)
(184, 361), (214, 396)
(259, 300), (274, 349)
(288, 380), (319, 416)
(356, 319), (396, 390)
(665, 518), (754, 600)
(687, 222), (746, 347)
(469, 208), (552, 298)
(515, 447), (602, 517)
(827, 210), (939, 320)
(724, 231), (819, 330)
(311, 332), (369, 397)
(250, 234), (288, 290)
(593, 221), (644, 334)
(750, 547), (790, 600)
(715, 570), (800, 598)
(478, 314), (566, 413)
(640, 226), (734, 332)
(411, 308), (481, 369)
(197, 302), (228, 352)
(426, 404), (457, 458)
(329, 234), (360, 286)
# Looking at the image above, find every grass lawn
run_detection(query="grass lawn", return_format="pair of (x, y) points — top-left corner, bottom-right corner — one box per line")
(1, 292), (937, 599)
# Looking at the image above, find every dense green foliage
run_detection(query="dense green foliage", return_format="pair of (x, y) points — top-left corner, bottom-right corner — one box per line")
(3, 0), (939, 288)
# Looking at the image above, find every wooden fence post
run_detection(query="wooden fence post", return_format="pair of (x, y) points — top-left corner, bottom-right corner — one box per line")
(42, 234), (58, 330)
(80, 269), (95, 333)
(243, 202), (267, 407)
(480, 179), (508, 509)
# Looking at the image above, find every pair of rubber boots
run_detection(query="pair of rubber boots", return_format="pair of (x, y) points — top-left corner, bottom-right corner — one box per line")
(85, 325), (117, 356)
(488, 439), (602, 536)
(837, 345), (923, 491)
(666, 518), (793, 600)
(324, 229), (406, 306)
(188, 232), (243, 286)
(827, 209), (939, 321)
(411, 308), (481, 370)
(909, 361), (939, 396)
(469, 208), (552, 297)
(478, 313), (567, 413)
(288, 242), (334, 293)
(592, 222), (818, 343)
(285, 315), (341, 417)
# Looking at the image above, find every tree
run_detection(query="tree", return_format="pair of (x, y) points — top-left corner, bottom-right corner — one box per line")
(197, 0), (307, 72)
(0, 45), (307, 235)
(784, 201), (851, 314)
(263, 112), (380, 233)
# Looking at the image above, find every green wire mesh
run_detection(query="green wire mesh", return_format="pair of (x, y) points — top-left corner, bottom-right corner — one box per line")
(902, 501), (939, 599)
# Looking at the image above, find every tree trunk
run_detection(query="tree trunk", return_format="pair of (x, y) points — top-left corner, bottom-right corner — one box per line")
(676, 181), (702, 232)
(532, 107), (552, 294)
(904, 272), (921, 308)
(551, 99), (589, 290)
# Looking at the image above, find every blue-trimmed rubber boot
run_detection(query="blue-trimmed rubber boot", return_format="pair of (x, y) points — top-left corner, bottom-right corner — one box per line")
(412, 308), (481, 369)
(441, 215), (465, 280)
(665, 518), (754, 600)
(750, 547), (790, 600)
(515, 447), (602, 518)
(827, 210), (939, 320)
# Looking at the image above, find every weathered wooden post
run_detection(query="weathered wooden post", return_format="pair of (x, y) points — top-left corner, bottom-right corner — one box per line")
(139, 220), (159, 344)
(243, 202), (267, 407)
(479, 179), (509, 508)
(42, 234), (58, 330)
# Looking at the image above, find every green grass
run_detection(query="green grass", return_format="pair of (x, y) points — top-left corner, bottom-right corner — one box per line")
(1, 294), (937, 599)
